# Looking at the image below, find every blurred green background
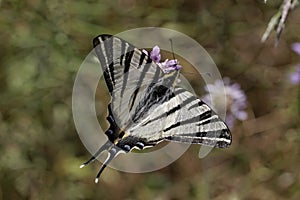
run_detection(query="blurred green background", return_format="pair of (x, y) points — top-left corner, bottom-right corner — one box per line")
(1, 0), (300, 199)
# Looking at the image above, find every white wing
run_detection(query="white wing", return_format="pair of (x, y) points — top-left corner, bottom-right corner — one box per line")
(94, 35), (166, 130)
(126, 88), (232, 148)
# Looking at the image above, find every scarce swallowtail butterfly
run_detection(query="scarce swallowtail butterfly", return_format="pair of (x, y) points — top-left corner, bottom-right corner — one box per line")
(80, 34), (232, 183)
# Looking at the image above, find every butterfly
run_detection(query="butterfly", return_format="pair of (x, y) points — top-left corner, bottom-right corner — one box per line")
(80, 34), (232, 183)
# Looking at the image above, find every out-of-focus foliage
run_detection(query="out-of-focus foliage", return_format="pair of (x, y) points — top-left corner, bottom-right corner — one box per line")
(1, 0), (300, 199)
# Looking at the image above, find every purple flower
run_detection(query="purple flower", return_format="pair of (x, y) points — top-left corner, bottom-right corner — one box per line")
(289, 65), (300, 84)
(165, 59), (182, 71)
(150, 45), (161, 63)
(291, 43), (300, 55)
(202, 77), (248, 128)
(159, 59), (182, 73)
(289, 43), (300, 84)
(148, 45), (182, 74)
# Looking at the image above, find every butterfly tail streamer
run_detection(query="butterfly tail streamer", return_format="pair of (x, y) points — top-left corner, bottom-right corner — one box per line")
(80, 140), (113, 168)
(95, 147), (120, 183)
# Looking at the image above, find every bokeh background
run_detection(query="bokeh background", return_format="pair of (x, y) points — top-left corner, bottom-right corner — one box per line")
(1, 0), (300, 199)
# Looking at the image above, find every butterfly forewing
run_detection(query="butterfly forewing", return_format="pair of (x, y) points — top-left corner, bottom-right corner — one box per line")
(94, 35), (165, 131)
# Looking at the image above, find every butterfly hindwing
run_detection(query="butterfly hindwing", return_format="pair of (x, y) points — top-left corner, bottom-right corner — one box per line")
(125, 87), (231, 148)
(162, 88), (231, 148)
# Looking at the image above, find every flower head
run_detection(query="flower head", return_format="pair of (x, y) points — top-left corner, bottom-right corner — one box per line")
(289, 65), (300, 84)
(291, 43), (300, 55)
(150, 45), (161, 63)
(148, 45), (181, 74)
(158, 59), (182, 73)
(202, 77), (248, 128)
(289, 43), (300, 84)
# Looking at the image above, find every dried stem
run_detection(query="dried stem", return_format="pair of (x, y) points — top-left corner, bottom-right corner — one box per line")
(261, 0), (299, 46)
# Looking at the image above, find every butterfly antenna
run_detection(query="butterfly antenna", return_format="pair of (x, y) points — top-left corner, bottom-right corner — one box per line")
(169, 39), (176, 60)
(95, 147), (119, 183)
(80, 140), (112, 168)
(182, 71), (212, 77)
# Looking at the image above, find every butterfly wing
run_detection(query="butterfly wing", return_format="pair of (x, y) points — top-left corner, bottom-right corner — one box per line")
(126, 87), (232, 149)
(162, 88), (231, 148)
(93, 34), (166, 133)
(82, 34), (231, 182)
(93, 34), (231, 149)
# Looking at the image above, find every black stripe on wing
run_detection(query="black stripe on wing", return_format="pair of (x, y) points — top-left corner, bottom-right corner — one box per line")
(93, 34), (164, 110)
(153, 88), (231, 148)
(93, 34), (136, 95)
(128, 56), (154, 112)
(162, 112), (231, 148)
(93, 34), (114, 93)
(121, 50), (134, 98)
(140, 88), (192, 127)
(164, 128), (231, 148)
(103, 35), (115, 85)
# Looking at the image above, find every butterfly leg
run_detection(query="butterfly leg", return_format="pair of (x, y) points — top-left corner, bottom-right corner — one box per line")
(80, 140), (112, 168)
